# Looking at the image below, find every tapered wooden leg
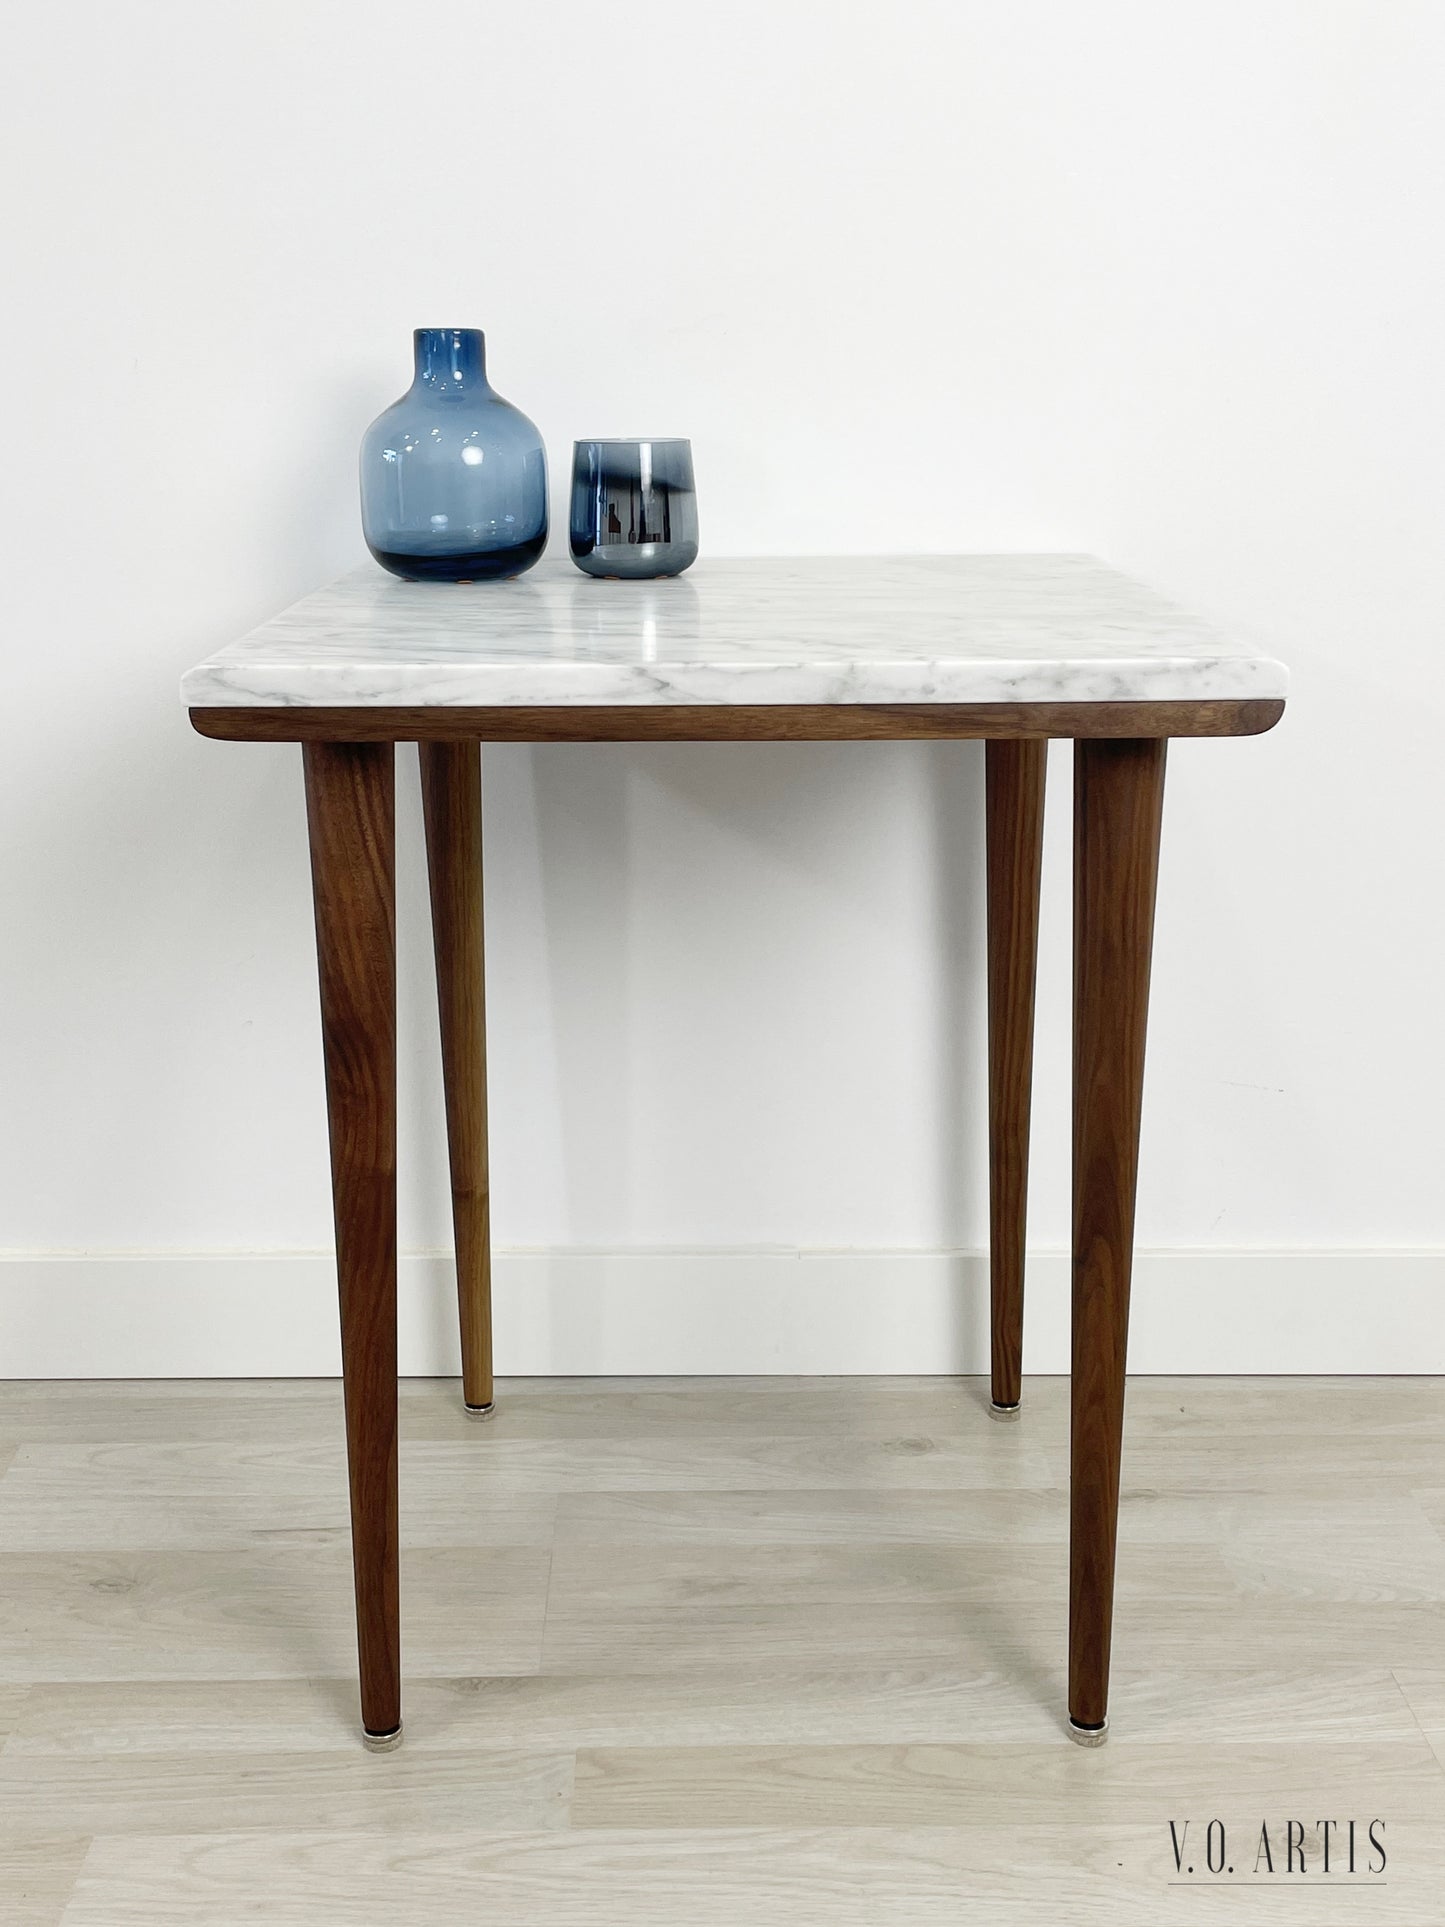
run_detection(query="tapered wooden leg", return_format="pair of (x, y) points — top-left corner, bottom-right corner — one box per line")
(419, 741), (493, 1416)
(1068, 737), (1166, 1743)
(303, 741), (401, 1749)
(985, 739), (1046, 1417)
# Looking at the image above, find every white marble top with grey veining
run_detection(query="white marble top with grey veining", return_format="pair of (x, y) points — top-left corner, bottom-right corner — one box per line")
(181, 554), (1287, 708)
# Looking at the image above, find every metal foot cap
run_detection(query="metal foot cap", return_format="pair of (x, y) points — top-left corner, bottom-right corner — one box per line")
(1068, 1717), (1108, 1748)
(464, 1400), (495, 1422)
(989, 1400), (1022, 1422)
(362, 1723), (403, 1753)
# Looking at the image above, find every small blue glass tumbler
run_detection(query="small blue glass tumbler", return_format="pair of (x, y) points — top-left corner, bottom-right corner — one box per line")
(569, 439), (698, 578)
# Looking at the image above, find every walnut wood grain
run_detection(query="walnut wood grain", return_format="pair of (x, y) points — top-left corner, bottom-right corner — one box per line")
(302, 741), (400, 1743)
(985, 740), (1047, 1411)
(1068, 736), (1167, 1735)
(419, 742), (494, 1415)
(191, 698), (1283, 744)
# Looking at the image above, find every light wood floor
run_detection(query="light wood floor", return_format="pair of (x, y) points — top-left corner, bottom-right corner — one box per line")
(1, 1375), (1443, 1924)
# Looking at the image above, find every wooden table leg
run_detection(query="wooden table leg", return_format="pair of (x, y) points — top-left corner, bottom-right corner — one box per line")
(419, 741), (494, 1418)
(303, 740), (401, 1750)
(1068, 736), (1166, 1744)
(985, 739), (1046, 1417)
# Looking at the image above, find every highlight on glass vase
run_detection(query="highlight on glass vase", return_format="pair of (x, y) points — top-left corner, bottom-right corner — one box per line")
(360, 328), (548, 581)
(569, 438), (698, 578)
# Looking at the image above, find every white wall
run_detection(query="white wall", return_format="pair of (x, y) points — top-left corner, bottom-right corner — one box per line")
(2, 1), (1443, 1372)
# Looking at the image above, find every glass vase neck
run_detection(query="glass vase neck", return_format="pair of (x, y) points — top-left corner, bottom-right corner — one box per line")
(412, 328), (490, 395)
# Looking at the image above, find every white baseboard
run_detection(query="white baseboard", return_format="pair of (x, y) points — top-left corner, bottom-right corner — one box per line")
(1, 1247), (1441, 1377)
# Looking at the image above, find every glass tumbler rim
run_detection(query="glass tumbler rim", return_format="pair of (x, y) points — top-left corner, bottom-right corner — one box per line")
(573, 436), (692, 451)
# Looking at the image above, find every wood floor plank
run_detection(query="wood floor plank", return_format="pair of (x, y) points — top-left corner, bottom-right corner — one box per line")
(1216, 1504), (1445, 1604)
(2, 1373), (1441, 1440)
(571, 1739), (1445, 1828)
(552, 1486), (1079, 1547)
(1107, 1595), (1445, 1673)
(0, 1834), (89, 1927)
(552, 1486), (1444, 1560)
(1120, 1376), (1445, 1439)
(3, 1375), (1016, 1443)
(0, 1749), (572, 1836)
(9, 1662), (1417, 1756)
(1394, 1671), (1445, 1772)
(411, 1377), (1012, 1438)
(548, 1539), (1060, 1611)
(397, 1432), (1059, 1492)
(1407, 1487), (1445, 1546)
(0, 1682), (30, 1746)
(539, 1540), (1256, 1665)
(542, 1528), (1445, 1675)
(8, 1678), (370, 1754)
(0, 1442), (556, 1549)
(539, 1544), (1220, 1678)
(544, 1541), (1244, 1613)
(543, 1594), (1445, 1680)
(1053, 1430), (1445, 1494)
(0, 1380), (350, 1446)
(486, 1372), (1445, 1436)
(0, 1545), (549, 1682)
(9, 1439), (1433, 1598)
(58, 1824), (1445, 1926)
(1107, 1663), (1422, 1744)
(1394, 1670), (1445, 1725)
(0, 1431), (1054, 1500)
(0, 1385), (1051, 1484)
(543, 1599), (1058, 1676)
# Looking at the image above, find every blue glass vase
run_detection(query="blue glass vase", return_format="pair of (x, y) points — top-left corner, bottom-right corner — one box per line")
(360, 328), (547, 581)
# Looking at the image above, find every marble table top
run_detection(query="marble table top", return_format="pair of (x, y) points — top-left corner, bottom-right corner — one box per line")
(181, 555), (1288, 709)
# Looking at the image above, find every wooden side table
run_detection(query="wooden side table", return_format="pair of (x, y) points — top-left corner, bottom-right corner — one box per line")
(183, 555), (1287, 1750)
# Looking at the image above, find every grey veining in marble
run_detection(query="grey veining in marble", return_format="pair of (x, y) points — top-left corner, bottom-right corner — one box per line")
(180, 555), (1288, 709)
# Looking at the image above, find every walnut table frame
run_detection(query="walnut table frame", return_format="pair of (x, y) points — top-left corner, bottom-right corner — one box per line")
(183, 555), (1287, 1750)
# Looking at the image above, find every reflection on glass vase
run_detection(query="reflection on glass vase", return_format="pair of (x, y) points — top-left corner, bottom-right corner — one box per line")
(360, 328), (547, 582)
